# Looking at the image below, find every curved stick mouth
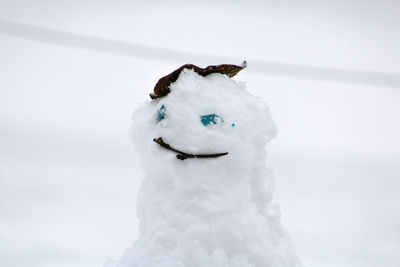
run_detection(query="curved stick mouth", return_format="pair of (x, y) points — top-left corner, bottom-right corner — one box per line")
(153, 137), (229, 160)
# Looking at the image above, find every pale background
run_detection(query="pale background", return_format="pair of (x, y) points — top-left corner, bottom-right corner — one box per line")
(1, 1), (399, 267)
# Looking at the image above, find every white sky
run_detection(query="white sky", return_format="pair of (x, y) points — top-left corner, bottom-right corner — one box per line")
(1, 1), (399, 267)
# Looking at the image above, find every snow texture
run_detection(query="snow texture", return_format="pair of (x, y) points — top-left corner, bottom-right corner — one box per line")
(115, 69), (302, 267)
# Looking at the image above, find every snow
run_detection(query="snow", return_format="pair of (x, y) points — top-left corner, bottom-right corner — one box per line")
(1, 1), (400, 267)
(113, 70), (302, 267)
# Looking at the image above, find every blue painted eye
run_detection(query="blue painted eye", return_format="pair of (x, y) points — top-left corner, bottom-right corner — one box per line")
(200, 114), (235, 127)
(200, 114), (223, 126)
(157, 105), (166, 122)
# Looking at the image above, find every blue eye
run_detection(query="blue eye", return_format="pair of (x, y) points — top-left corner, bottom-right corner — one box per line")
(157, 105), (166, 122)
(200, 114), (223, 126)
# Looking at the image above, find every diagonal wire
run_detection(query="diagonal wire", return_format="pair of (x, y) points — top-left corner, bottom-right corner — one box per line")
(1, 19), (400, 89)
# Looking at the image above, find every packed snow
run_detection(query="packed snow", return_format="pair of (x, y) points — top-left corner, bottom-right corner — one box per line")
(113, 69), (302, 267)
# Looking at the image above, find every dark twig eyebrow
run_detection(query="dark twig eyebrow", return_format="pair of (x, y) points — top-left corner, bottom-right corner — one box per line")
(153, 137), (229, 160)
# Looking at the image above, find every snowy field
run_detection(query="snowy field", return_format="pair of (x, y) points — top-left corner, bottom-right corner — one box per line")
(1, 1), (400, 267)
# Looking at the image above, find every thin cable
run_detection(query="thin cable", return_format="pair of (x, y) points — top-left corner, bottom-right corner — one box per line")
(1, 19), (400, 89)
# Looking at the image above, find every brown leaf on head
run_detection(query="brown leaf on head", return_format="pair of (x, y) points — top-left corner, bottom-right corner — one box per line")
(150, 61), (247, 99)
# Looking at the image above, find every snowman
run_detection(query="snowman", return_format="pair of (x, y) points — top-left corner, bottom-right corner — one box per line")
(113, 62), (302, 267)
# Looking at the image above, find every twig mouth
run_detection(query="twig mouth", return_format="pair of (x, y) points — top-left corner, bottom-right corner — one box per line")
(153, 137), (229, 160)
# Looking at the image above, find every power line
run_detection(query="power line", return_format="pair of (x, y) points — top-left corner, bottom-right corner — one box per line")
(1, 19), (400, 89)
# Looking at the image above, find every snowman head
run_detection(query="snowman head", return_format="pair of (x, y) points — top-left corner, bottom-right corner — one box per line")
(131, 63), (276, 174)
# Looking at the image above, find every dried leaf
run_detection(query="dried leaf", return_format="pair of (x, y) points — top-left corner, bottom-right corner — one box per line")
(150, 61), (247, 99)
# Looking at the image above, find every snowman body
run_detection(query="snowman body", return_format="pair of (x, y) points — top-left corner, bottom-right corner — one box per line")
(117, 69), (301, 267)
